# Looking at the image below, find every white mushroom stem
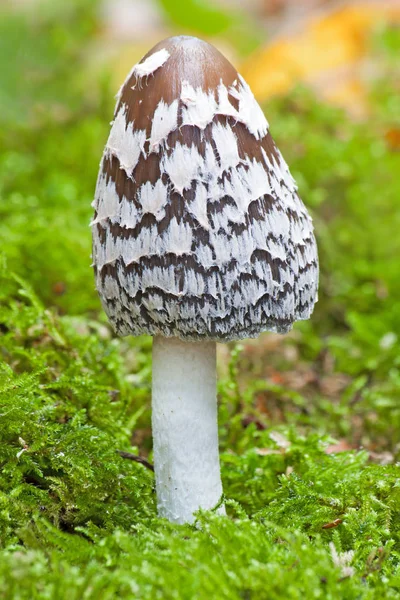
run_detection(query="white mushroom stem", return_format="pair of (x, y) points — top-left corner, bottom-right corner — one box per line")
(152, 336), (225, 523)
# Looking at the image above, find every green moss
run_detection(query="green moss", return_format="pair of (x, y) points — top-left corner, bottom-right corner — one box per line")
(1, 2), (400, 597)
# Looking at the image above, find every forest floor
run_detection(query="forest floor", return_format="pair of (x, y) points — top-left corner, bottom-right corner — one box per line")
(1, 1), (400, 598)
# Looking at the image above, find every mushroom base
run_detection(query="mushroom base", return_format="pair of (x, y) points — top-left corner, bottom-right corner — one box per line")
(152, 336), (224, 523)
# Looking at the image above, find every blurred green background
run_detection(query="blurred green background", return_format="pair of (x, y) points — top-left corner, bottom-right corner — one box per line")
(1, 0), (400, 597)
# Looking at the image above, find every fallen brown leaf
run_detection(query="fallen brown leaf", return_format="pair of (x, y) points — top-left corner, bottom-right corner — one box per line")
(322, 518), (343, 529)
(325, 440), (354, 453)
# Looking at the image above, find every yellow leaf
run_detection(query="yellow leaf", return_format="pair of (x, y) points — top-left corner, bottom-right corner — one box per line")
(241, 3), (400, 111)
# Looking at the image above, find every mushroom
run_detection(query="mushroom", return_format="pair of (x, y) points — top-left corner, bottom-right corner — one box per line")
(91, 36), (318, 524)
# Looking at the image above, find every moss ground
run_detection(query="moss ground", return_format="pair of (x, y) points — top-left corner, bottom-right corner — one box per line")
(1, 2), (400, 598)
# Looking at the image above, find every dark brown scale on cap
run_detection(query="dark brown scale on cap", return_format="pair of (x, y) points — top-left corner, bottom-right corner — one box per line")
(92, 35), (318, 341)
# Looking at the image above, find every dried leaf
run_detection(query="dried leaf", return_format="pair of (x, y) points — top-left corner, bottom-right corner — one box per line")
(325, 440), (353, 454)
(322, 518), (343, 529)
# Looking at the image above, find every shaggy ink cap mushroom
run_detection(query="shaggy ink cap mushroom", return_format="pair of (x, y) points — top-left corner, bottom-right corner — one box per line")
(92, 36), (319, 343)
(92, 36), (319, 524)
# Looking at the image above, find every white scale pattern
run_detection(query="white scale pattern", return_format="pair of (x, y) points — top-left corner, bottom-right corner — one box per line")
(105, 105), (147, 179)
(93, 65), (318, 341)
(180, 76), (268, 140)
(115, 48), (171, 110)
(149, 99), (179, 152)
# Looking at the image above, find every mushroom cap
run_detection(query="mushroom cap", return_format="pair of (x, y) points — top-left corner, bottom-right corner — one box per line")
(92, 36), (318, 342)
